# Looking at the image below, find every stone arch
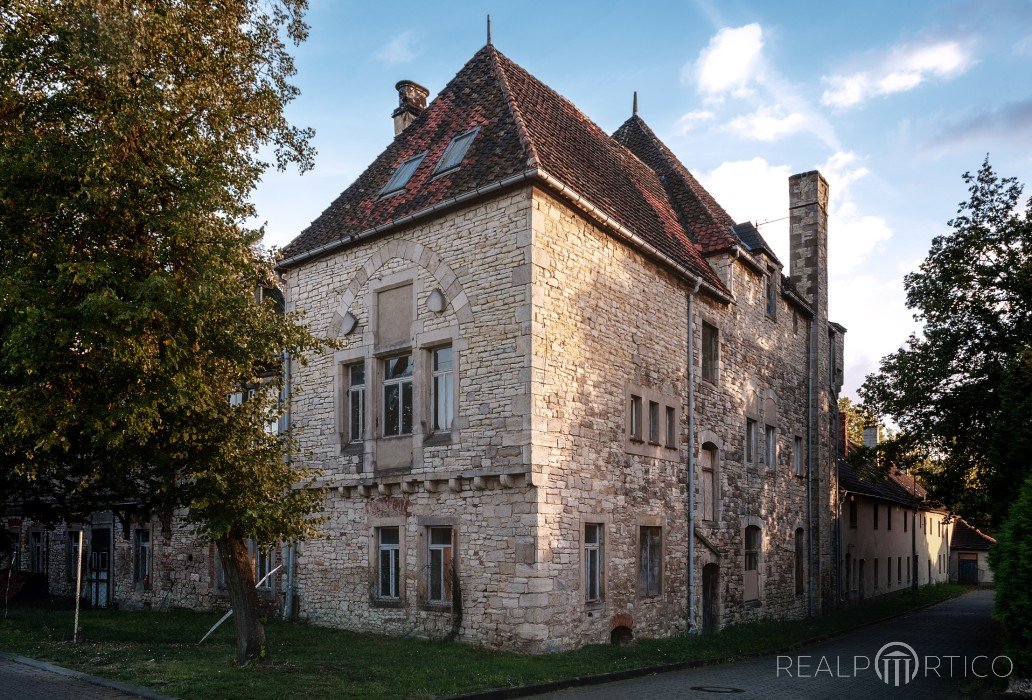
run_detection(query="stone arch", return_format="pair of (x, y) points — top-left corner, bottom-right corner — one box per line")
(328, 239), (474, 336)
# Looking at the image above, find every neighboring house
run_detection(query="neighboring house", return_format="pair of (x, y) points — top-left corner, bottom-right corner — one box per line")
(837, 459), (952, 603)
(6, 42), (850, 652)
(950, 518), (995, 585)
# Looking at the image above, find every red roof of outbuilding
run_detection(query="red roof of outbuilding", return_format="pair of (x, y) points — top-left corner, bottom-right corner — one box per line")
(951, 518), (996, 551)
(279, 46), (727, 293)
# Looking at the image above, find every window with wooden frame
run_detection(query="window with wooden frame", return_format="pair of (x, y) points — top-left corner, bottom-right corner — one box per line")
(629, 395), (643, 441)
(134, 529), (151, 588)
(377, 527), (401, 600)
(701, 322), (719, 383)
(431, 346), (454, 432)
(427, 526), (453, 604)
(744, 525), (761, 600)
(584, 523), (603, 604)
(382, 354), (413, 437)
(347, 362), (366, 443)
(746, 418), (758, 463)
(638, 527), (662, 597)
(700, 445), (717, 521)
(648, 401), (660, 444)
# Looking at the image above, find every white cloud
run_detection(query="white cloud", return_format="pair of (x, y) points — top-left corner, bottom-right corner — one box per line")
(674, 110), (716, 135)
(821, 40), (974, 109)
(694, 152), (904, 397)
(725, 105), (810, 141)
(376, 30), (418, 65)
(688, 23), (764, 99)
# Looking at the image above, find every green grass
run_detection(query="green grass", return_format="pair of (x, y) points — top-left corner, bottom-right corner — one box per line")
(0, 584), (973, 699)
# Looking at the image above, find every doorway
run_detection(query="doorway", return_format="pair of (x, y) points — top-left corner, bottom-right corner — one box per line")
(958, 555), (977, 584)
(702, 563), (720, 634)
(87, 528), (111, 607)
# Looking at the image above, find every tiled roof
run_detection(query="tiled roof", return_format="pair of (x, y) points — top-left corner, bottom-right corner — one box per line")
(612, 116), (740, 253)
(279, 46), (727, 292)
(732, 222), (781, 265)
(839, 461), (926, 508)
(951, 518), (995, 551)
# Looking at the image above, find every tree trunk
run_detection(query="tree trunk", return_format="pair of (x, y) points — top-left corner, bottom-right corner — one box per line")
(215, 531), (266, 665)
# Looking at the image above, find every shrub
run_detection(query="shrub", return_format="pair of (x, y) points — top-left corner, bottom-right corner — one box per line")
(990, 471), (1032, 676)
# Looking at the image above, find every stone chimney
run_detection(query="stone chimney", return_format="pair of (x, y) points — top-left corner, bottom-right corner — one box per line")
(392, 80), (429, 136)
(788, 171), (829, 314)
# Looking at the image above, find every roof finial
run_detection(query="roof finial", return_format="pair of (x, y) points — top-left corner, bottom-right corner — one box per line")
(633, 91), (638, 116)
(487, 15), (492, 46)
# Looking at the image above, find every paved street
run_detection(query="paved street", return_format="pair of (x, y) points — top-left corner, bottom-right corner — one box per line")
(0, 656), (147, 700)
(542, 589), (1002, 699)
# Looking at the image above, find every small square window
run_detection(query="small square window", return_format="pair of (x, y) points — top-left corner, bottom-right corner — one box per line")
(433, 128), (479, 174)
(380, 152), (426, 195)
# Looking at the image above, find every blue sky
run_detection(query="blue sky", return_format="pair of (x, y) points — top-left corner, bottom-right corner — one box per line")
(254, 0), (1032, 398)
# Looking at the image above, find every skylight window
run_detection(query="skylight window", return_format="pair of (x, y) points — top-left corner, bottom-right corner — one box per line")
(433, 127), (479, 174)
(380, 152), (426, 196)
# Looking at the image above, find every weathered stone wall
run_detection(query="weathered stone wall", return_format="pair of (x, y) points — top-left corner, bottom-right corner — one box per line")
(7, 512), (279, 614)
(286, 189), (544, 649)
(525, 186), (830, 650)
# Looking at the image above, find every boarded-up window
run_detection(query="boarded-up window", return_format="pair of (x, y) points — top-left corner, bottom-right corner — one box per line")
(639, 527), (662, 597)
(377, 284), (412, 345)
(701, 446), (716, 521)
(701, 323), (719, 382)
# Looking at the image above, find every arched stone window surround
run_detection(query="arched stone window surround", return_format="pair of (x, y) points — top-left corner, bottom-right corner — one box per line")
(329, 239), (474, 337)
(698, 430), (723, 523)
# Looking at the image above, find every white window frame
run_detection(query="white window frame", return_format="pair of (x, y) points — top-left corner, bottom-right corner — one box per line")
(377, 527), (401, 600)
(382, 354), (414, 437)
(431, 346), (454, 433)
(347, 361), (366, 442)
(584, 523), (603, 604)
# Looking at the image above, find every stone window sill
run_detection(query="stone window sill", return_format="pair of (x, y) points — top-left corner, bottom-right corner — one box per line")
(371, 598), (405, 609)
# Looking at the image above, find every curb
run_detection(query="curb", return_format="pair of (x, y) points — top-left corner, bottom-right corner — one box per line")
(439, 589), (972, 699)
(0, 651), (178, 700)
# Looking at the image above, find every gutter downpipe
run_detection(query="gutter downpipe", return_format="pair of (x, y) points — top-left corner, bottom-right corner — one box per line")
(282, 332), (296, 618)
(806, 316), (815, 618)
(687, 279), (701, 635)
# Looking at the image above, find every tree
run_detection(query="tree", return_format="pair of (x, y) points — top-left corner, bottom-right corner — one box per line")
(837, 397), (878, 450)
(859, 159), (1032, 530)
(0, 0), (329, 664)
(990, 472), (1032, 678)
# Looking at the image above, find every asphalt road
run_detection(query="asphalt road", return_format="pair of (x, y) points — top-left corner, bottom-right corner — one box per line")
(542, 589), (1003, 699)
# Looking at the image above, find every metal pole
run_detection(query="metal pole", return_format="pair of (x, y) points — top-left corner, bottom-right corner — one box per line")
(72, 529), (84, 642)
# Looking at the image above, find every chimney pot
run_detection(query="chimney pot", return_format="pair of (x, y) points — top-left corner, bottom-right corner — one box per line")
(392, 80), (429, 135)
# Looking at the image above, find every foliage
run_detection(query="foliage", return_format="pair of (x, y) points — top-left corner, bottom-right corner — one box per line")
(859, 159), (1032, 530)
(0, 585), (974, 698)
(990, 472), (1032, 677)
(0, 0), (329, 661)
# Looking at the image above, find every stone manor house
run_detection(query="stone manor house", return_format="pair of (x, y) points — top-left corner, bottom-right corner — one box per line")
(9, 43), (881, 652)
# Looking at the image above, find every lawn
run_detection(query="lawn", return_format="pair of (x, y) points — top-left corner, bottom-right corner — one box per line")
(0, 584), (972, 699)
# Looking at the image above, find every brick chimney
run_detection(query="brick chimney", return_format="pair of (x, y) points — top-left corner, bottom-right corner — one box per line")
(392, 80), (429, 135)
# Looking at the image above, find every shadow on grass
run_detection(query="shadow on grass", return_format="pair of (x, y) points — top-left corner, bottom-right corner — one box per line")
(0, 584), (975, 699)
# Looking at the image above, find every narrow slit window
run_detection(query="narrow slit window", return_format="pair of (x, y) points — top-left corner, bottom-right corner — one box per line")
(648, 401), (660, 444)
(433, 128), (479, 174)
(665, 406), (676, 448)
(380, 152), (426, 195)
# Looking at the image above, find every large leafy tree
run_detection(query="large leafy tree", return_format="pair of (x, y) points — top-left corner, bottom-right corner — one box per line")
(859, 159), (1032, 530)
(0, 0), (328, 663)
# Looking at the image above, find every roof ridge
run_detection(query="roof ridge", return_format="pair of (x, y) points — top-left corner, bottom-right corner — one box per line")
(488, 46), (540, 169)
